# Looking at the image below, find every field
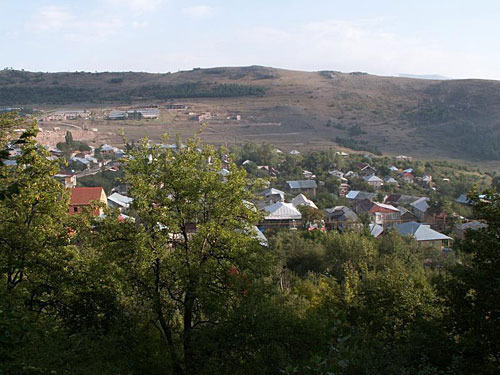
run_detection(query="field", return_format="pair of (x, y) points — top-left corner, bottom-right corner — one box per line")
(2, 66), (500, 167)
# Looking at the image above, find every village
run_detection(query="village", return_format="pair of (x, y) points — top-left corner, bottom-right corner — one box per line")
(4, 126), (489, 256)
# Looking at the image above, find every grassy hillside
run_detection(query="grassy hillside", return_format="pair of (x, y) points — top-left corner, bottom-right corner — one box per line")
(1, 66), (499, 162)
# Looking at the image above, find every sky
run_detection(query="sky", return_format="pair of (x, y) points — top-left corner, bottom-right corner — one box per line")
(1, 0), (500, 79)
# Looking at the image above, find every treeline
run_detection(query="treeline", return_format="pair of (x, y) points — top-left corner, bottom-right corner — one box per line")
(0, 82), (265, 105)
(1, 114), (500, 375)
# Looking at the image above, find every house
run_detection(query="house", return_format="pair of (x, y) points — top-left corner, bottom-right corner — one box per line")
(384, 176), (399, 186)
(70, 156), (91, 169)
(389, 166), (399, 172)
(324, 206), (360, 231)
(250, 226), (268, 247)
(289, 150), (301, 155)
(257, 188), (285, 205)
(410, 197), (430, 221)
(355, 200), (401, 226)
(384, 194), (422, 206)
(286, 180), (317, 196)
(357, 163), (376, 176)
(302, 170), (316, 179)
(397, 206), (418, 222)
(329, 169), (347, 181)
(421, 174), (433, 186)
(346, 190), (376, 202)
(456, 194), (471, 205)
(54, 173), (77, 188)
(198, 112), (212, 122)
(107, 192), (133, 211)
(454, 221), (488, 240)
(396, 155), (413, 161)
(69, 187), (107, 216)
(291, 194), (318, 209)
(100, 144), (116, 157)
(369, 223), (384, 238)
(260, 202), (302, 229)
(394, 221), (451, 249)
(338, 183), (350, 197)
(401, 172), (414, 184)
(363, 174), (383, 189)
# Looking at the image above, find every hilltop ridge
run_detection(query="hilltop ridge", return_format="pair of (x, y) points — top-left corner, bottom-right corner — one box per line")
(1, 66), (499, 162)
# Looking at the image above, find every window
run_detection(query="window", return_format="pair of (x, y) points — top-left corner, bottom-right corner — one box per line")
(73, 207), (78, 212)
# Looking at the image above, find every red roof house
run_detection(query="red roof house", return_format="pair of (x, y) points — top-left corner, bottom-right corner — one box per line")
(69, 187), (107, 216)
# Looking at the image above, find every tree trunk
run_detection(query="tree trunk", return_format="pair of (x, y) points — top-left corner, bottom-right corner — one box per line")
(154, 258), (184, 375)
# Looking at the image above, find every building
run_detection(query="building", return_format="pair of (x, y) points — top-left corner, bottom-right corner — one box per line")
(396, 155), (413, 161)
(410, 197), (430, 221)
(338, 183), (350, 197)
(394, 221), (452, 249)
(324, 206), (360, 231)
(355, 200), (401, 226)
(260, 202), (302, 230)
(454, 221), (488, 240)
(257, 188), (285, 206)
(357, 163), (376, 176)
(165, 104), (188, 110)
(69, 187), (107, 216)
(286, 180), (317, 196)
(363, 174), (383, 189)
(346, 190), (376, 202)
(54, 173), (77, 188)
(384, 176), (399, 186)
(369, 223), (384, 238)
(108, 110), (127, 120)
(291, 194), (318, 209)
(401, 172), (415, 184)
(107, 192), (133, 211)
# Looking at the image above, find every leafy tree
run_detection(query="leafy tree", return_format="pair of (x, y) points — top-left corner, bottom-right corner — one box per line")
(445, 189), (500, 374)
(85, 135), (270, 374)
(65, 130), (74, 148)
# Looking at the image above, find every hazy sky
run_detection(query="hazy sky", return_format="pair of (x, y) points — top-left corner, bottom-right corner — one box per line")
(1, 0), (500, 79)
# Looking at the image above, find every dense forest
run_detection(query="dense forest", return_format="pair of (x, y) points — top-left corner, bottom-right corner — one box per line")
(1, 114), (500, 374)
(0, 82), (265, 105)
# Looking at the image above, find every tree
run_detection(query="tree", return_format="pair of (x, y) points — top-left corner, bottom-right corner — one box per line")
(445, 189), (500, 374)
(88, 134), (268, 374)
(0, 116), (74, 372)
(65, 130), (74, 148)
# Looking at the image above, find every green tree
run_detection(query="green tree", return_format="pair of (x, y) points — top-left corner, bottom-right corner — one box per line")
(87, 135), (268, 374)
(445, 189), (500, 374)
(65, 130), (74, 148)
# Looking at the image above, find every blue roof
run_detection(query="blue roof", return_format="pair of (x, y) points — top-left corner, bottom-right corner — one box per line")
(346, 190), (359, 199)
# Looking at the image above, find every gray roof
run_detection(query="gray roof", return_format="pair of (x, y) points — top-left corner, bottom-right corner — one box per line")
(263, 202), (302, 220)
(108, 192), (134, 208)
(410, 197), (430, 213)
(325, 206), (358, 222)
(286, 180), (317, 189)
(363, 175), (383, 182)
(369, 223), (384, 238)
(394, 221), (451, 241)
(456, 194), (471, 205)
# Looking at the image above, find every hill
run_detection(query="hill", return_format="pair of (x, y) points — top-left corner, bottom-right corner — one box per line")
(1, 66), (499, 162)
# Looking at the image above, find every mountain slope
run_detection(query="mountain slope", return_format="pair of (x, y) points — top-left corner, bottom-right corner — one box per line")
(1, 66), (499, 161)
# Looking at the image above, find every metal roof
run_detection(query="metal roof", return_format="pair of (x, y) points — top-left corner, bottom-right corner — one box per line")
(291, 194), (318, 209)
(263, 202), (302, 220)
(287, 180), (317, 189)
(394, 221), (451, 241)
